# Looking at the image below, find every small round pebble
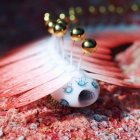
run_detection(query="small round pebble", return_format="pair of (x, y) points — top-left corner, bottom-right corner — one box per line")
(29, 123), (38, 130)
(17, 136), (25, 140)
(93, 114), (108, 122)
(0, 128), (3, 137)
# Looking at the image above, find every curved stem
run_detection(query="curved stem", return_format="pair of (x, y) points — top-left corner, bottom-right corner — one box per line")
(77, 52), (84, 71)
(62, 36), (65, 59)
(70, 41), (75, 65)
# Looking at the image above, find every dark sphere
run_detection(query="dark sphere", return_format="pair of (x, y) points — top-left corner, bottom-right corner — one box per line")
(47, 21), (55, 34)
(70, 27), (85, 41)
(57, 18), (67, 27)
(82, 39), (97, 54)
(82, 39), (97, 49)
(53, 22), (67, 37)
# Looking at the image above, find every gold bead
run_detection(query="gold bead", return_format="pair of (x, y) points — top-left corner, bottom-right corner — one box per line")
(108, 5), (115, 12)
(53, 22), (67, 37)
(99, 6), (106, 13)
(75, 7), (82, 14)
(59, 13), (70, 24)
(69, 15), (76, 21)
(70, 27), (85, 41)
(47, 21), (55, 34)
(57, 18), (68, 27)
(131, 4), (138, 11)
(59, 13), (66, 19)
(82, 39), (97, 54)
(116, 7), (123, 14)
(44, 12), (51, 24)
(89, 6), (96, 13)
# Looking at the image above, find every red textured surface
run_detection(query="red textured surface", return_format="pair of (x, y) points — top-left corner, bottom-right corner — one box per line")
(0, 32), (140, 139)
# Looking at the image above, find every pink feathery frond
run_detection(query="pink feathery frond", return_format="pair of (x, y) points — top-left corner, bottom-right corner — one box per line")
(9, 73), (72, 108)
(0, 31), (140, 108)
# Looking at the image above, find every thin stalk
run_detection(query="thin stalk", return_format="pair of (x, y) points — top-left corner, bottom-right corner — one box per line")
(77, 52), (84, 71)
(70, 41), (75, 65)
(61, 36), (65, 59)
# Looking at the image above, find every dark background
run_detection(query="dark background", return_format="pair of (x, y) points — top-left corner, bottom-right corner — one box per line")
(0, 0), (140, 55)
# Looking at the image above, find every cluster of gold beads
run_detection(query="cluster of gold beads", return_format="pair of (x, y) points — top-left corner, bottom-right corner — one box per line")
(44, 13), (97, 55)
(44, 13), (68, 37)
